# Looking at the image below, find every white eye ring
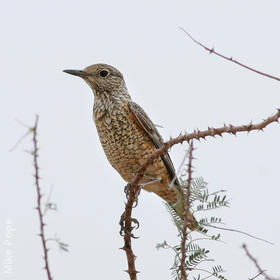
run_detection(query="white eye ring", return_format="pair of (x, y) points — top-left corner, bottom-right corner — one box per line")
(99, 69), (109, 77)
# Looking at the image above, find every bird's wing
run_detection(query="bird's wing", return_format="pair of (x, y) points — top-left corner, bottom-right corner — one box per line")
(128, 101), (180, 186)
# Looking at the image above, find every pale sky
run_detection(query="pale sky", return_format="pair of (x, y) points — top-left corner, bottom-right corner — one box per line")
(1, 1), (280, 279)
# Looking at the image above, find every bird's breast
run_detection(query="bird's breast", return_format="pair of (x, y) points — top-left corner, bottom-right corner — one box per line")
(94, 104), (153, 181)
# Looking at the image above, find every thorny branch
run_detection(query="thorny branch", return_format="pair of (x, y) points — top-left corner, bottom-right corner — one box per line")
(202, 224), (273, 245)
(119, 35), (280, 276)
(242, 244), (279, 280)
(131, 109), (280, 189)
(180, 142), (194, 280)
(121, 110), (279, 279)
(32, 115), (52, 280)
(180, 28), (280, 82)
(120, 184), (140, 280)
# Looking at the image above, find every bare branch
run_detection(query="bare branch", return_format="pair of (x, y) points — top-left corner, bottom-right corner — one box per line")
(242, 244), (279, 280)
(180, 141), (194, 280)
(131, 110), (280, 189)
(203, 224), (273, 245)
(180, 28), (280, 82)
(120, 185), (140, 280)
(31, 115), (52, 280)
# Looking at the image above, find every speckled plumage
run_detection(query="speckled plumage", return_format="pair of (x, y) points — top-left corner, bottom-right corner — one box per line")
(64, 64), (197, 229)
(95, 98), (177, 202)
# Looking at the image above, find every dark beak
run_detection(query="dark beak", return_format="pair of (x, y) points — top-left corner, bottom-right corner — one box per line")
(63, 69), (89, 77)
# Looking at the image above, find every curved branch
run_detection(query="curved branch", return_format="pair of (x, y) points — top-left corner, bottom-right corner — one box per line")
(180, 28), (280, 82)
(32, 115), (52, 280)
(120, 185), (140, 280)
(131, 109), (280, 188)
(180, 142), (194, 280)
(242, 244), (279, 280)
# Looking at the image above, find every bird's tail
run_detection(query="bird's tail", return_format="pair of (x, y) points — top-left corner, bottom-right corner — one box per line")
(142, 181), (198, 230)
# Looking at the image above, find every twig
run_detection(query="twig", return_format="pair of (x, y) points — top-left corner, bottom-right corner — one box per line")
(120, 185), (140, 280)
(242, 244), (279, 280)
(194, 268), (225, 280)
(10, 119), (34, 152)
(43, 185), (57, 216)
(202, 224), (273, 245)
(180, 141), (194, 280)
(32, 115), (52, 280)
(130, 110), (280, 189)
(46, 234), (69, 253)
(169, 146), (190, 189)
(180, 28), (280, 82)
(249, 271), (266, 280)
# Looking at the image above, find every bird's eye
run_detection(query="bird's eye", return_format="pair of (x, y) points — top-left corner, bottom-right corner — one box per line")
(99, 69), (109, 77)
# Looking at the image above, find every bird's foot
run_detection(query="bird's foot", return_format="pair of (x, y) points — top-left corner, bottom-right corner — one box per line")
(119, 212), (139, 239)
(124, 183), (130, 199)
(124, 183), (141, 207)
(139, 178), (161, 188)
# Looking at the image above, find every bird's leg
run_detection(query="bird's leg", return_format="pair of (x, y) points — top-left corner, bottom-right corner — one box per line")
(139, 178), (161, 188)
(120, 178), (162, 237)
(120, 183), (141, 238)
(124, 183), (130, 199)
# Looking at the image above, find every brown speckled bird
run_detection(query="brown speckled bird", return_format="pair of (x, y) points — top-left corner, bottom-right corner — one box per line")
(64, 64), (197, 229)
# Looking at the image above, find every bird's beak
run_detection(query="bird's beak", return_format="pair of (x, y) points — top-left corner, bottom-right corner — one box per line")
(63, 69), (89, 77)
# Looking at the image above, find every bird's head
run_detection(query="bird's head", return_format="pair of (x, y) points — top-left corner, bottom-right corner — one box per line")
(63, 63), (130, 100)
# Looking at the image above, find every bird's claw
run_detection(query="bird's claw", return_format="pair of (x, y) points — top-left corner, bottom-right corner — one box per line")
(119, 213), (139, 239)
(124, 183), (141, 207)
(131, 218), (139, 229)
(124, 183), (131, 199)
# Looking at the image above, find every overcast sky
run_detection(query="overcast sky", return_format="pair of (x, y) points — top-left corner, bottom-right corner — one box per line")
(1, 1), (280, 279)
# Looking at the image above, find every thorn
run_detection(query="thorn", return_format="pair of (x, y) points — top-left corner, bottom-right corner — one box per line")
(124, 270), (140, 274)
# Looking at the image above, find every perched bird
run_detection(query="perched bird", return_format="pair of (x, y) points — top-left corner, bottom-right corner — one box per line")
(64, 64), (197, 230)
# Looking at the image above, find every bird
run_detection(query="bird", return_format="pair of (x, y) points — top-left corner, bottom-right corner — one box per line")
(63, 63), (197, 230)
